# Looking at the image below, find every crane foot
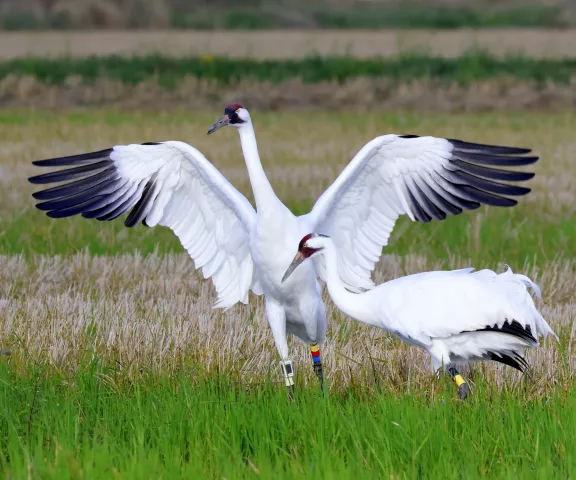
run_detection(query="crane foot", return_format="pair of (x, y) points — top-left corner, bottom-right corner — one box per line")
(458, 383), (468, 400)
(447, 364), (469, 400)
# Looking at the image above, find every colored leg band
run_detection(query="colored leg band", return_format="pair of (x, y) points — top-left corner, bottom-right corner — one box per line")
(310, 344), (321, 364)
(454, 374), (466, 387)
(280, 360), (295, 387)
(447, 365), (467, 387)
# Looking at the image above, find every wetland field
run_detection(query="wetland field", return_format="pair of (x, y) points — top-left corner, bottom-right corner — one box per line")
(0, 110), (574, 478)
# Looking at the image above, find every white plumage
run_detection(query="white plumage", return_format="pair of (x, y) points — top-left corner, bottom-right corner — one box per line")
(28, 104), (537, 393)
(282, 233), (558, 398)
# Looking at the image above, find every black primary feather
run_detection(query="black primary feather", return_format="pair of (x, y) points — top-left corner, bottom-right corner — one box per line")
(488, 352), (529, 372)
(28, 161), (113, 184)
(478, 320), (537, 344)
(412, 176), (462, 216)
(125, 177), (159, 227)
(31, 148), (113, 167)
(28, 143), (167, 225)
(395, 135), (536, 224)
(406, 179), (447, 220)
(448, 139), (532, 155)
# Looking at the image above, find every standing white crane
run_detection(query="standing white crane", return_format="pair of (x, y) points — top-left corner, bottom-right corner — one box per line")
(28, 104), (538, 396)
(282, 233), (557, 399)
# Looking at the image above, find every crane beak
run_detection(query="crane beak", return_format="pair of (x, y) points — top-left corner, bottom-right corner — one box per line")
(281, 252), (305, 283)
(207, 115), (230, 135)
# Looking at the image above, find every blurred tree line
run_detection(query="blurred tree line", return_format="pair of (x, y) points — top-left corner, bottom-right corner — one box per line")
(0, 0), (573, 29)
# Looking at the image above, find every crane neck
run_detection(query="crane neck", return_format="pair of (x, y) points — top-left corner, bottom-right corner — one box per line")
(238, 123), (281, 214)
(321, 242), (374, 326)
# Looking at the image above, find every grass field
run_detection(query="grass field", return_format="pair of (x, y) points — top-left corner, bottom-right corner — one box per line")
(0, 110), (574, 478)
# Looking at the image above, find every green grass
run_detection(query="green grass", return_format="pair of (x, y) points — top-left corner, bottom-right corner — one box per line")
(4, 207), (574, 269)
(3, 52), (576, 88)
(0, 362), (574, 479)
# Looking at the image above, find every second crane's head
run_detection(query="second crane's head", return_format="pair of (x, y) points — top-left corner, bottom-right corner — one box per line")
(207, 104), (250, 135)
(282, 233), (330, 283)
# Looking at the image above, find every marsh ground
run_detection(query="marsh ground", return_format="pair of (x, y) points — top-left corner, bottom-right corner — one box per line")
(0, 110), (574, 478)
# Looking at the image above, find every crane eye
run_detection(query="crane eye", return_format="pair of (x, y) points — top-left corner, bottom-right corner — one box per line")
(235, 109), (240, 114)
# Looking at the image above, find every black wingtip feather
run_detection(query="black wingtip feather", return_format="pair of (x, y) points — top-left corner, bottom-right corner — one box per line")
(479, 320), (537, 344)
(398, 135), (536, 224)
(29, 144), (172, 225)
(450, 170), (532, 197)
(452, 160), (535, 182)
(461, 185), (519, 207)
(455, 151), (539, 167)
(124, 178), (157, 228)
(489, 352), (529, 372)
(406, 188), (432, 222)
(448, 139), (532, 155)
(32, 148), (114, 167)
(409, 180), (447, 220)
(28, 161), (113, 184)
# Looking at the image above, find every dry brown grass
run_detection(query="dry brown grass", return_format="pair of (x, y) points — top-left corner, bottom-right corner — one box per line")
(0, 29), (576, 60)
(0, 252), (573, 395)
(2, 75), (576, 112)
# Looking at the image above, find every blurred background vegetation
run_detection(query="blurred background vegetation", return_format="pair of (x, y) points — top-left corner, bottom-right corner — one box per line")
(0, 0), (574, 30)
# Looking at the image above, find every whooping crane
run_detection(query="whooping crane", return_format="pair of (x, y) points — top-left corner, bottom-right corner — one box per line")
(29, 104), (538, 396)
(282, 233), (558, 399)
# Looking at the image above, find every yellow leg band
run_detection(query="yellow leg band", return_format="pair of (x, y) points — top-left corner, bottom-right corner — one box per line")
(310, 344), (320, 353)
(454, 374), (466, 387)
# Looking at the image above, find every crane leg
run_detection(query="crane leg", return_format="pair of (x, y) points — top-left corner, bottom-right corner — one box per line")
(310, 343), (324, 391)
(447, 364), (468, 400)
(266, 300), (295, 401)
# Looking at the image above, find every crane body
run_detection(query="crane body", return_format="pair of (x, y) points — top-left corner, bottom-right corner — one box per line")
(283, 233), (558, 399)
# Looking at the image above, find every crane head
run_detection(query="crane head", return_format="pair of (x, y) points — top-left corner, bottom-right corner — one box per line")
(207, 104), (249, 135)
(282, 233), (329, 283)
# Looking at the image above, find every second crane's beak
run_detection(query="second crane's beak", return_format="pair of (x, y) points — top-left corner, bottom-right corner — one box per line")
(207, 115), (230, 135)
(282, 251), (305, 283)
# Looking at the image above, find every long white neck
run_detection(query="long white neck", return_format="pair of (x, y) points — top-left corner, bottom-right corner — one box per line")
(238, 123), (281, 214)
(321, 242), (376, 327)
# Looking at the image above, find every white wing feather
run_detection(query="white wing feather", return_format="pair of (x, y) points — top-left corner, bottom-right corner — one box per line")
(303, 135), (535, 292)
(30, 141), (262, 308)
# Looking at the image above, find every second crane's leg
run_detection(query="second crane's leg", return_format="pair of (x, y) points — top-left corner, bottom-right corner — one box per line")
(266, 300), (295, 400)
(447, 364), (468, 400)
(310, 343), (324, 391)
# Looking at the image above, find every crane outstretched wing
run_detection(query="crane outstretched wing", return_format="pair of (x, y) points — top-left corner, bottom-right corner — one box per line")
(29, 141), (261, 308)
(303, 135), (537, 291)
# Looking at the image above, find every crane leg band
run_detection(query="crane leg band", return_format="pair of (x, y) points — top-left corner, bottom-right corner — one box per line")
(454, 374), (466, 388)
(280, 360), (295, 387)
(310, 343), (321, 364)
